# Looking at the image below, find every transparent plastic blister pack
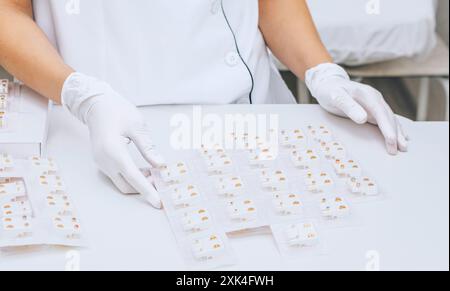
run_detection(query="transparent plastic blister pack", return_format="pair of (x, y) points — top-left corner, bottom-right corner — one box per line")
(271, 220), (327, 259)
(261, 189), (319, 225)
(313, 194), (361, 229)
(245, 144), (279, 170)
(152, 162), (207, 213)
(328, 157), (385, 203)
(195, 144), (236, 176)
(0, 111), (20, 132)
(148, 159), (236, 269)
(280, 125), (386, 204)
(0, 153), (15, 174)
(0, 157), (41, 249)
(209, 195), (268, 233)
(167, 205), (216, 236)
(238, 166), (314, 224)
(344, 173), (384, 203)
(33, 168), (85, 248)
(161, 182), (207, 212)
(164, 201), (237, 269)
(178, 230), (237, 270)
(150, 124), (384, 268)
(286, 167), (337, 202)
(154, 160), (192, 186)
(313, 136), (386, 203)
(223, 132), (281, 171)
(0, 177), (37, 248)
(0, 155), (86, 250)
(0, 79), (21, 132)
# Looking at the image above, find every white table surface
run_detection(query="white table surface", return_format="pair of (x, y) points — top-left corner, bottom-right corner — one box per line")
(0, 104), (448, 271)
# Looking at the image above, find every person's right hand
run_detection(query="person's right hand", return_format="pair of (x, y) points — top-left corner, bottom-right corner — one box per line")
(61, 73), (165, 208)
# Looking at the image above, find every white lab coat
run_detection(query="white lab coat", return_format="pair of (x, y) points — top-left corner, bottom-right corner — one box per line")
(33, 0), (295, 105)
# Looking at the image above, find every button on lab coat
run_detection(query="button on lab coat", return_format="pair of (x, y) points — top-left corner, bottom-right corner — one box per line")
(33, 0), (296, 105)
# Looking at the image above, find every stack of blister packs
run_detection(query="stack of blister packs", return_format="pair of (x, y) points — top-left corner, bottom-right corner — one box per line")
(151, 124), (382, 269)
(0, 154), (85, 251)
(0, 79), (10, 130)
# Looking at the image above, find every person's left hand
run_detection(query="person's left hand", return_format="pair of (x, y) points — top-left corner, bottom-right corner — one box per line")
(61, 72), (165, 208)
(306, 63), (409, 155)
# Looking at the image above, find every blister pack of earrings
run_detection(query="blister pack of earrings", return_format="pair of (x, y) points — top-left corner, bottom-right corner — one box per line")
(150, 124), (384, 269)
(0, 79), (20, 132)
(0, 154), (86, 250)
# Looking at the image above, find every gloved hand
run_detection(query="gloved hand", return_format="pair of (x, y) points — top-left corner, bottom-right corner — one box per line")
(305, 63), (409, 155)
(61, 72), (165, 208)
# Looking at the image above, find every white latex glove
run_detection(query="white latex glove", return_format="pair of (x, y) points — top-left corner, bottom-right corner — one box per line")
(61, 72), (165, 208)
(305, 63), (409, 155)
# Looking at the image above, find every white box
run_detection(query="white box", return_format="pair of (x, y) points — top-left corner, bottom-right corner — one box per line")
(0, 83), (49, 158)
